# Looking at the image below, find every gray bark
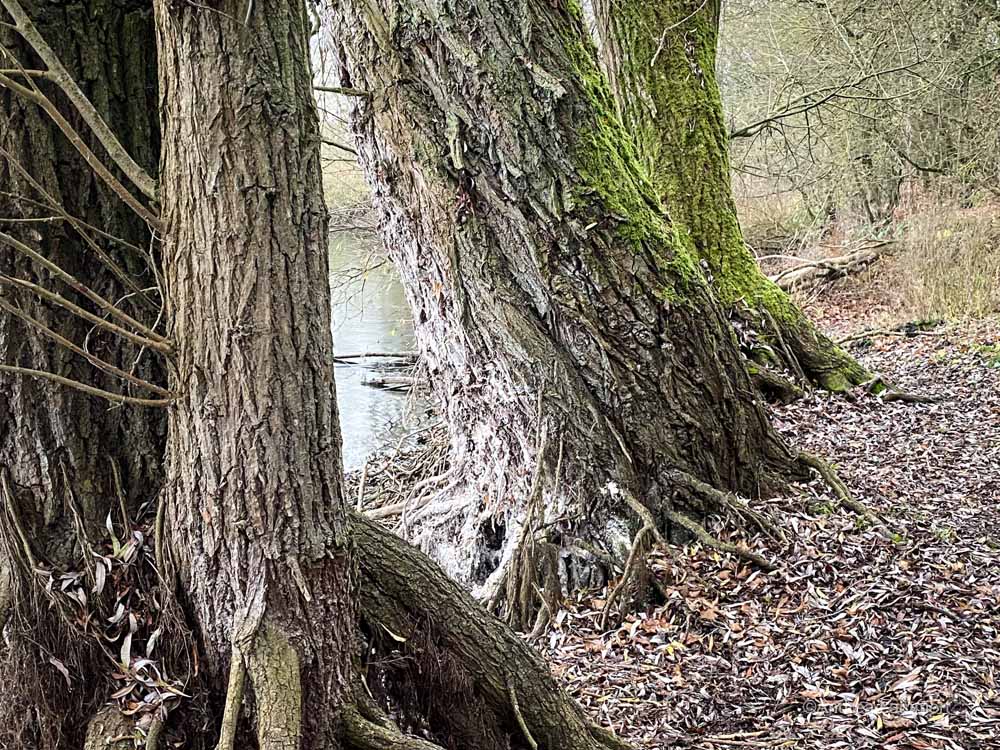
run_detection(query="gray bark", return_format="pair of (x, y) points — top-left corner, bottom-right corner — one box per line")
(329, 0), (800, 596)
(155, 0), (353, 745)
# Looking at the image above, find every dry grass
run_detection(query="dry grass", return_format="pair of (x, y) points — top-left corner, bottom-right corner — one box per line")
(895, 203), (1000, 321)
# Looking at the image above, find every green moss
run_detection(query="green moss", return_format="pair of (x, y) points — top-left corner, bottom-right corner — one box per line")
(557, 19), (704, 303)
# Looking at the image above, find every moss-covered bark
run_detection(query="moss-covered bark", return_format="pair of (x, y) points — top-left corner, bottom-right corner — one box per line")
(593, 0), (867, 391)
(330, 0), (811, 608)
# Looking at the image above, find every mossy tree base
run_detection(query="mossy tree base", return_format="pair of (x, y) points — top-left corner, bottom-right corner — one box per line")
(593, 0), (869, 395)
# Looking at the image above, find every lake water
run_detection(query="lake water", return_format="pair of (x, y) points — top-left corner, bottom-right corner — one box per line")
(329, 233), (423, 469)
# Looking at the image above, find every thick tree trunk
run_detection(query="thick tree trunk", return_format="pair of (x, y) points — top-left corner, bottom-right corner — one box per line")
(330, 0), (804, 598)
(591, 0), (867, 392)
(0, 1), (163, 746)
(155, 0), (354, 745)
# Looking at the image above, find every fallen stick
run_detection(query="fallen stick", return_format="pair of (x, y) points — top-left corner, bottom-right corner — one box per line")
(770, 241), (894, 291)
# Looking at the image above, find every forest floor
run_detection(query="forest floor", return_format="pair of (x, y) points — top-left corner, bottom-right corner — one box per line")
(350, 272), (1000, 750)
(537, 282), (1000, 749)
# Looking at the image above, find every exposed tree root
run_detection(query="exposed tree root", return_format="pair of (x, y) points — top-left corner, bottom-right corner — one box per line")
(862, 373), (942, 404)
(342, 705), (445, 750)
(213, 643), (247, 750)
(599, 524), (657, 631)
(798, 452), (880, 521)
(508, 679), (539, 750)
(145, 720), (164, 750)
(351, 512), (631, 750)
(662, 507), (777, 572)
(749, 364), (805, 403)
(671, 471), (786, 544)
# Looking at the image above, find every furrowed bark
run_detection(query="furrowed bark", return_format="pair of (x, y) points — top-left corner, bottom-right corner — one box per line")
(0, 1), (163, 746)
(155, 0), (354, 745)
(329, 0), (803, 602)
(592, 0), (868, 392)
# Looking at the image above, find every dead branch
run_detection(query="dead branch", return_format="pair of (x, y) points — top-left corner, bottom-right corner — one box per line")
(323, 137), (358, 156)
(837, 327), (944, 346)
(0, 230), (166, 342)
(769, 241), (894, 291)
(0, 0), (157, 200)
(0, 298), (170, 395)
(0, 364), (174, 406)
(0, 64), (160, 228)
(0, 151), (159, 308)
(314, 84), (371, 97)
(335, 351), (418, 361)
(0, 275), (170, 353)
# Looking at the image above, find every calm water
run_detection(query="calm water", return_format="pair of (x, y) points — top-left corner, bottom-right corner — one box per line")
(329, 234), (422, 469)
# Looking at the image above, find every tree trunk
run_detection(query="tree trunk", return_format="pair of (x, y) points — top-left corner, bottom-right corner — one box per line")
(154, 0), (354, 745)
(592, 0), (867, 392)
(330, 0), (805, 601)
(0, 1), (163, 746)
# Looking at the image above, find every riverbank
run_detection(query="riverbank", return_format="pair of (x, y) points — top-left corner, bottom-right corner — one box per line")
(348, 291), (1000, 749)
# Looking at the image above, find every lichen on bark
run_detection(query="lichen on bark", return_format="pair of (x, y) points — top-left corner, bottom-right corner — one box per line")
(330, 0), (810, 614)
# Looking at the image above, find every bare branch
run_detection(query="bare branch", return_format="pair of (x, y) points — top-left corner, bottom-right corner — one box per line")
(0, 364), (173, 406)
(0, 150), (159, 310)
(0, 297), (171, 396)
(0, 230), (167, 343)
(730, 59), (927, 139)
(314, 84), (370, 97)
(0, 0), (158, 200)
(322, 137), (358, 156)
(0, 274), (171, 353)
(0, 65), (160, 229)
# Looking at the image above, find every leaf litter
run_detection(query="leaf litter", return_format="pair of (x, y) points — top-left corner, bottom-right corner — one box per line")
(536, 316), (1000, 749)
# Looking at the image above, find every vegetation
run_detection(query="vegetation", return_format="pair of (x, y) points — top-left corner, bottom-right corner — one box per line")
(0, 0), (995, 748)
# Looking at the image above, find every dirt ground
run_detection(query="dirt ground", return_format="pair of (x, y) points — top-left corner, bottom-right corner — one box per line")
(538, 276), (1000, 749)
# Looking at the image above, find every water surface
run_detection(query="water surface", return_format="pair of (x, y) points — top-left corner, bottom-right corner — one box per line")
(329, 233), (420, 469)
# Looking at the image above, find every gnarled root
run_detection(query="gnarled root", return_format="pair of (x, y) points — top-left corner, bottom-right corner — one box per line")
(797, 452), (880, 521)
(351, 512), (633, 750)
(342, 705), (445, 750)
(662, 507), (777, 572)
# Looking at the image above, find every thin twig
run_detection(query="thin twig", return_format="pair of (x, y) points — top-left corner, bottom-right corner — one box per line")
(0, 275), (170, 353)
(0, 230), (163, 340)
(0, 67), (160, 228)
(0, 152), (158, 308)
(0, 0), (158, 200)
(0, 298), (171, 395)
(0, 364), (173, 406)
